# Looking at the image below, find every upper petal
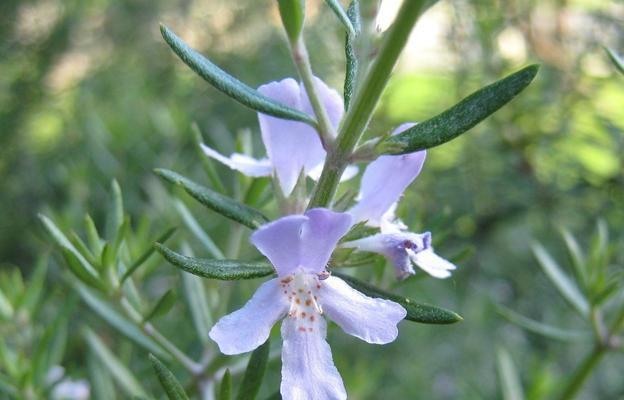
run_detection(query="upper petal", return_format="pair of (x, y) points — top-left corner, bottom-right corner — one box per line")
(200, 143), (273, 177)
(258, 78), (326, 196)
(251, 210), (352, 276)
(300, 209), (352, 274)
(209, 278), (288, 355)
(321, 276), (406, 344)
(349, 123), (426, 226)
(280, 315), (346, 400)
(251, 215), (308, 276)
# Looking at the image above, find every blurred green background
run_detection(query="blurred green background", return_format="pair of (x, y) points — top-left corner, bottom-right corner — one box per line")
(1, 0), (623, 398)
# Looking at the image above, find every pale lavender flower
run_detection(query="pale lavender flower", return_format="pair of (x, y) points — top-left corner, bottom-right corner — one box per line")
(209, 208), (406, 400)
(342, 229), (456, 279)
(201, 77), (357, 196)
(51, 378), (90, 400)
(345, 124), (456, 279)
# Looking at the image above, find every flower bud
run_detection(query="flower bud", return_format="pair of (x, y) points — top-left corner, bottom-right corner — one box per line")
(277, 0), (305, 42)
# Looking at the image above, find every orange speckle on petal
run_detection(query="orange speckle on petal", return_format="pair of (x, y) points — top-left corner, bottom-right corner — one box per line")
(298, 326), (306, 332)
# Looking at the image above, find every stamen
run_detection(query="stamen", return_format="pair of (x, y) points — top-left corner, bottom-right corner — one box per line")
(310, 294), (323, 314)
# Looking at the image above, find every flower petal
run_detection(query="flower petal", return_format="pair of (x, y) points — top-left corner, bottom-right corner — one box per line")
(409, 248), (456, 279)
(379, 202), (407, 234)
(209, 278), (288, 354)
(349, 123), (426, 226)
(258, 78), (326, 196)
(299, 76), (344, 137)
(321, 276), (406, 344)
(300, 209), (352, 274)
(200, 143), (272, 177)
(250, 215), (308, 276)
(280, 315), (346, 400)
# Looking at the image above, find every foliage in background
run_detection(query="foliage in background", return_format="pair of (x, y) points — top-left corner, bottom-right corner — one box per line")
(1, 0), (623, 399)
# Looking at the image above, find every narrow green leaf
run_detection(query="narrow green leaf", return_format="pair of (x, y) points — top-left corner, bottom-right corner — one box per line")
(559, 228), (587, 287)
(588, 219), (609, 281)
(160, 25), (316, 126)
(174, 200), (225, 259)
(16, 258), (47, 314)
(236, 339), (270, 400)
(100, 243), (115, 273)
(333, 272), (462, 324)
(383, 65), (540, 154)
(39, 214), (103, 289)
(532, 243), (590, 317)
(61, 247), (107, 291)
(218, 369), (232, 400)
(105, 179), (124, 242)
(496, 305), (590, 342)
(149, 354), (190, 400)
(111, 179), (124, 234)
(85, 213), (104, 256)
(88, 351), (117, 400)
(339, 220), (379, 243)
(144, 290), (177, 323)
(243, 177), (272, 208)
(605, 47), (624, 75)
(121, 227), (177, 283)
(344, 0), (360, 110)
(85, 329), (148, 397)
(112, 216), (130, 256)
(263, 392), (281, 400)
(496, 347), (525, 400)
(592, 278), (621, 306)
(73, 283), (169, 359)
(156, 244), (274, 280)
(0, 289), (13, 319)
(325, 0), (356, 36)
(31, 300), (71, 386)
(69, 231), (98, 266)
(155, 168), (269, 229)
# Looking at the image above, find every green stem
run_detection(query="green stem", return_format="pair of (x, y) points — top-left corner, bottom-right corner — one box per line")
(608, 305), (624, 338)
(308, 0), (428, 208)
(556, 304), (624, 400)
(556, 344), (607, 400)
(290, 38), (336, 148)
(119, 297), (200, 373)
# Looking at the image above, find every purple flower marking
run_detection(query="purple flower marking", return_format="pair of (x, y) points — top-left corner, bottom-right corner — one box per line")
(209, 208), (406, 400)
(200, 77), (357, 196)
